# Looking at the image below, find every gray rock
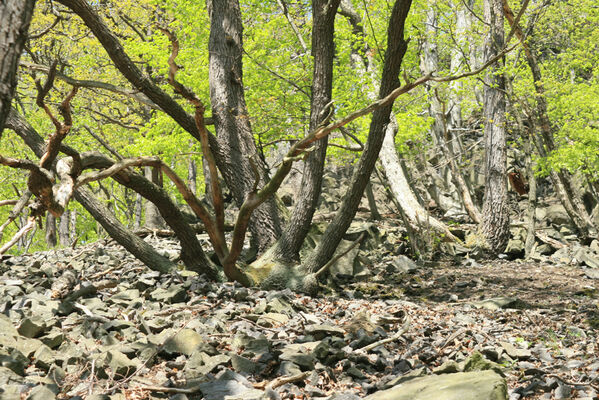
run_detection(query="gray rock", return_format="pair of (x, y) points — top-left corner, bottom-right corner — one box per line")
(105, 350), (139, 378)
(0, 366), (24, 385)
(500, 342), (531, 360)
(17, 317), (47, 338)
(256, 313), (289, 327)
(505, 240), (524, 257)
(184, 352), (231, 377)
(163, 329), (206, 356)
(150, 285), (188, 304)
(108, 289), (141, 306)
(546, 204), (571, 226)
(391, 256), (419, 273)
(0, 314), (18, 336)
(471, 297), (520, 311)
(305, 324), (345, 339)
(366, 370), (507, 400)
(575, 248), (599, 269)
(0, 348), (27, 375)
(40, 328), (65, 349)
(198, 379), (263, 400)
(33, 345), (55, 371)
(230, 354), (258, 374)
(26, 385), (56, 400)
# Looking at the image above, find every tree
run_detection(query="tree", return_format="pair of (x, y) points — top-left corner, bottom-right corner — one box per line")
(1, 0), (548, 292)
(480, 0), (509, 254)
(0, 0), (36, 135)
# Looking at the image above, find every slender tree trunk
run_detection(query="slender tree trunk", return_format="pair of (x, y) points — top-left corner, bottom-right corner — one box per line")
(0, 0), (36, 135)
(339, 0), (456, 238)
(421, 8), (481, 224)
(187, 154), (197, 196)
(58, 210), (71, 246)
(480, 0), (509, 254)
(273, 0), (341, 262)
(207, 0), (282, 252)
(144, 166), (166, 229)
(502, 0), (595, 239)
(302, 0), (413, 274)
(45, 212), (57, 247)
(134, 194), (142, 229)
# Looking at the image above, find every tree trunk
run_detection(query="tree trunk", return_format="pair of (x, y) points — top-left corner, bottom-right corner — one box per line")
(207, 0), (282, 253)
(480, 0), (509, 254)
(301, 0), (413, 274)
(273, 0), (340, 262)
(421, 8), (481, 224)
(5, 108), (176, 273)
(187, 154), (197, 196)
(340, 0), (458, 238)
(0, 0), (36, 135)
(502, 0), (595, 239)
(58, 210), (71, 246)
(379, 119), (458, 240)
(144, 166), (166, 229)
(45, 212), (57, 247)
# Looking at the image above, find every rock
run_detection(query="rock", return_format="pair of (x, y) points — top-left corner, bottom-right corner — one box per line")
(105, 350), (139, 378)
(500, 342), (531, 360)
(198, 370), (263, 400)
(391, 256), (420, 273)
(279, 341), (330, 370)
(184, 353), (231, 377)
(17, 317), (47, 338)
(40, 328), (65, 349)
(164, 329), (206, 356)
(230, 354), (258, 374)
(0, 366), (24, 385)
(256, 313), (289, 327)
(471, 297), (521, 311)
(584, 268), (599, 279)
(546, 204), (571, 226)
(150, 285), (188, 304)
(0, 314), (18, 336)
(505, 240), (524, 258)
(33, 344), (55, 371)
(0, 348), (27, 375)
(366, 370), (507, 400)
(574, 248), (599, 269)
(26, 385), (56, 400)
(109, 289), (141, 306)
(305, 324), (346, 339)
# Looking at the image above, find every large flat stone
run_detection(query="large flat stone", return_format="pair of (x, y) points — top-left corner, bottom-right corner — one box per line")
(365, 370), (507, 400)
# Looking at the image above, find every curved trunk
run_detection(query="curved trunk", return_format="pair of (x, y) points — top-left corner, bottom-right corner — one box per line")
(0, 0), (36, 134)
(379, 119), (459, 240)
(207, 0), (282, 253)
(301, 0), (413, 274)
(274, 0), (341, 262)
(6, 110), (176, 273)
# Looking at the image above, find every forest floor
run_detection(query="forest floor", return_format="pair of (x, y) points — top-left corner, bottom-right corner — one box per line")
(1, 227), (598, 399)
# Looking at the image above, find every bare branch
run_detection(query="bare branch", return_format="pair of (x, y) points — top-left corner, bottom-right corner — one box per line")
(0, 190), (32, 242)
(275, 0), (308, 52)
(0, 216), (36, 255)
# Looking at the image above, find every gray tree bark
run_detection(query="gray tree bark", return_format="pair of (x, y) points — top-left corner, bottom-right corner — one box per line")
(207, 0), (282, 253)
(273, 0), (341, 262)
(302, 0), (413, 273)
(0, 0), (36, 135)
(481, 0), (509, 254)
(144, 166), (166, 229)
(58, 210), (71, 246)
